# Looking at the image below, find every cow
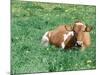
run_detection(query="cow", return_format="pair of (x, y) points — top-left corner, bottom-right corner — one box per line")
(41, 21), (92, 51)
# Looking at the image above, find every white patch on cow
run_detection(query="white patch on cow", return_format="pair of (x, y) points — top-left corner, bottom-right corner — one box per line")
(64, 31), (74, 41)
(61, 31), (74, 49)
(61, 42), (65, 49)
(70, 31), (74, 36)
(76, 22), (84, 26)
(41, 31), (49, 46)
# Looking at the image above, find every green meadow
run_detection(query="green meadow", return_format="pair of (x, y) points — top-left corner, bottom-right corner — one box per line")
(11, 1), (96, 74)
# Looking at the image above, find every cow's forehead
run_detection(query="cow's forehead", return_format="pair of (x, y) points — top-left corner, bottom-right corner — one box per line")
(75, 22), (84, 26)
(75, 22), (86, 28)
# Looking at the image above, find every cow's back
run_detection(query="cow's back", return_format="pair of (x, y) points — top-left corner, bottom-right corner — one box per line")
(49, 25), (67, 47)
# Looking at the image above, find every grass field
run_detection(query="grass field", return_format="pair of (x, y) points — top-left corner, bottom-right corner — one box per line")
(11, 1), (96, 74)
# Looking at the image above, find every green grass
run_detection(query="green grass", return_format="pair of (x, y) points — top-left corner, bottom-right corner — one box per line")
(11, 1), (96, 74)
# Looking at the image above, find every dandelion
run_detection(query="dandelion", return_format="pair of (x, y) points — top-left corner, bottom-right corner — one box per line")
(87, 60), (92, 64)
(65, 10), (68, 12)
(46, 48), (49, 50)
(15, 37), (19, 40)
(75, 64), (78, 66)
(26, 50), (29, 53)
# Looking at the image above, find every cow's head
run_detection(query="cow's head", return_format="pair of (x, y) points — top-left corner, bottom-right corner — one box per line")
(73, 21), (92, 47)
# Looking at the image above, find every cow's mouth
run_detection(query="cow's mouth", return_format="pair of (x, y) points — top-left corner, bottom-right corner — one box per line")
(75, 43), (82, 47)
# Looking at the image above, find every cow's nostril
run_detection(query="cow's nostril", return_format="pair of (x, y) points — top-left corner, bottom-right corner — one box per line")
(75, 43), (82, 47)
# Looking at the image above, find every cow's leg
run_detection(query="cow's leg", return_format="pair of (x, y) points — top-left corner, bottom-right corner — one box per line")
(61, 42), (65, 49)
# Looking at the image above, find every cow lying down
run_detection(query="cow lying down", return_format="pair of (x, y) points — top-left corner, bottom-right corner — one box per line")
(41, 21), (92, 51)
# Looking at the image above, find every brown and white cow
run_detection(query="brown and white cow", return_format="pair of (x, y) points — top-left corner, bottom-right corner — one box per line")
(41, 21), (92, 51)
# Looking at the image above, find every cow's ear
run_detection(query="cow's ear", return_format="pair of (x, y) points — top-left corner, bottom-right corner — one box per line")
(85, 26), (92, 32)
(65, 25), (73, 31)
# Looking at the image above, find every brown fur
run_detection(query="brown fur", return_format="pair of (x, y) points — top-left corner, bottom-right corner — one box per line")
(48, 25), (72, 47)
